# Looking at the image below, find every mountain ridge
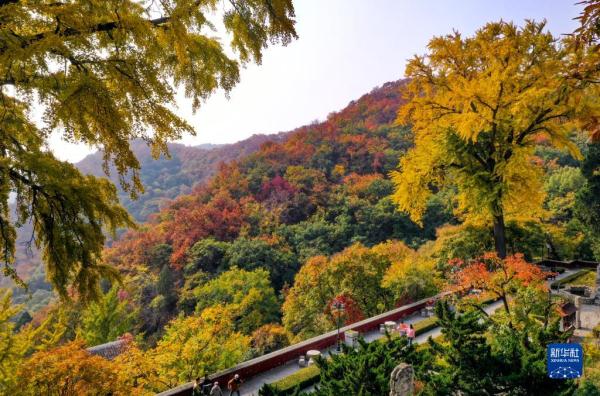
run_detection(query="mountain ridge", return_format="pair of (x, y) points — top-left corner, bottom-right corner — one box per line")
(77, 133), (290, 221)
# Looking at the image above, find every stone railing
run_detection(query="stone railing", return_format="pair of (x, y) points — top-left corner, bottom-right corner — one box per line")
(536, 259), (599, 270)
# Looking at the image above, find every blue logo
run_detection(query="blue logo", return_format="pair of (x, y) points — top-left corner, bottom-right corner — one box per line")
(547, 343), (583, 379)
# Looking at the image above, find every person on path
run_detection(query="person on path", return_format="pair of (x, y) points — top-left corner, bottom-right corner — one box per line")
(201, 375), (212, 396)
(407, 323), (416, 345)
(210, 381), (223, 396)
(397, 319), (408, 336)
(227, 374), (243, 396)
(192, 377), (203, 396)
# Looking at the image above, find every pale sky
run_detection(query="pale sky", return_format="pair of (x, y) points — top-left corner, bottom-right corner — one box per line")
(51, 0), (583, 163)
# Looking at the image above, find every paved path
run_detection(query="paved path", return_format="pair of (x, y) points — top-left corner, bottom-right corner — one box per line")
(239, 269), (576, 395)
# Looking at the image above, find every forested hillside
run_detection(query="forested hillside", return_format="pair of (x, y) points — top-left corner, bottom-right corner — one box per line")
(104, 79), (449, 277)
(5, 77), (598, 395)
(9, 78), (446, 313)
(2, 79), (459, 394)
(77, 134), (289, 221)
(4, 133), (288, 311)
(101, 79), (453, 340)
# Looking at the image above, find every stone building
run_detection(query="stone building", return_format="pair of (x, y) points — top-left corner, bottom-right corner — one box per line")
(555, 264), (600, 333)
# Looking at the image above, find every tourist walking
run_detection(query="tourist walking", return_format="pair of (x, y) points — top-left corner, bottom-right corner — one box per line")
(407, 324), (416, 345)
(192, 377), (203, 396)
(227, 374), (243, 396)
(201, 375), (212, 396)
(210, 381), (223, 396)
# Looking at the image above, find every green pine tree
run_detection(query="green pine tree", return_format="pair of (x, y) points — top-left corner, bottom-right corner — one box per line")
(313, 335), (426, 396)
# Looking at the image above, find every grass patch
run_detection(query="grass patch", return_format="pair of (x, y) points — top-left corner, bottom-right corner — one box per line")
(270, 364), (320, 395)
(564, 270), (596, 287)
(551, 269), (593, 289)
(414, 315), (438, 335)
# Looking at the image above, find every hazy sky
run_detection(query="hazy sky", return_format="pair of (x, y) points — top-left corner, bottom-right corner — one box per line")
(51, 0), (583, 162)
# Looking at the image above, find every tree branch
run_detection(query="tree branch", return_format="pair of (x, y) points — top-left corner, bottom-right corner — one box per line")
(515, 108), (553, 145)
(11, 12), (173, 55)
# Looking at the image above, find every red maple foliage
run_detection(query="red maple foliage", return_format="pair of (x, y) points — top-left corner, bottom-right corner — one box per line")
(324, 294), (365, 326)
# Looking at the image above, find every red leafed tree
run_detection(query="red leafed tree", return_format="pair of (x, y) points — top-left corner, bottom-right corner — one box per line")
(325, 294), (365, 326)
(165, 191), (247, 267)
(103, 227), (166, 270)
(448, 253), (549, 322)
(258, 175), (297, 203)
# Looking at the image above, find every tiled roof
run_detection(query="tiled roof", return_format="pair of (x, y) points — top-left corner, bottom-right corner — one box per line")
(557, 302), (577, 317)
(87, 339), (127, 360)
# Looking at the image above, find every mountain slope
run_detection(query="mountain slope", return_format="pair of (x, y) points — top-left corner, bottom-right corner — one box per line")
(106, 78), (450, 281)
(5, 130), (287, 305)
(10, 78), (453, 320)
(77, 133), (288, 221)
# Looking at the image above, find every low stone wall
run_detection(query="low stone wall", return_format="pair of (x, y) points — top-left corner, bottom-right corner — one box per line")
(536, 259), (599, 270)
(157, 292), (452, 396)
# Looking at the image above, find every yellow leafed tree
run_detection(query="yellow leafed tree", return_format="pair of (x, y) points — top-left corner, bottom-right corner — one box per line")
(0, 289), (71, 393)
(15, 340), (128, 396)
(392, 20), (598, 258)
(571, 0), (600, 141)
(150, 306), (250, 391)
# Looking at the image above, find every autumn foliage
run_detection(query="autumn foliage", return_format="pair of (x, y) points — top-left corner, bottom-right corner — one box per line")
(17, 341), (126, 396)
(3, 12), (599, 394)
(104, 79), (418, 273)
(325, 294), (365, 326)
(449, 253), (548, 295)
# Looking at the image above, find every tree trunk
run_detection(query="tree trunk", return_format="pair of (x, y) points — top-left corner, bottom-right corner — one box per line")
(493, 213), (507, 259)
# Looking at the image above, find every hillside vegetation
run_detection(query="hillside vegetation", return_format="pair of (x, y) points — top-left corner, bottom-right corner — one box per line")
(77, 134), (289, 221)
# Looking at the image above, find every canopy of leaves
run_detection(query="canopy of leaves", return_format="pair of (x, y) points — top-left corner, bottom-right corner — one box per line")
(448, 253), (548, 323)
(380, 242), (440, 305)
(0, 290), (24, 393)
(192, 267), (279, 334)
(250, 323), (290, 357)
(77, 286), (136, 346)
(572, 0), (600, 141)
(282, 241), (439, 341)
(150, 306), (250, 388)
(15, 340), (127, 396)
(392, 21), (593, 231)
(575, 143), (600, 257)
